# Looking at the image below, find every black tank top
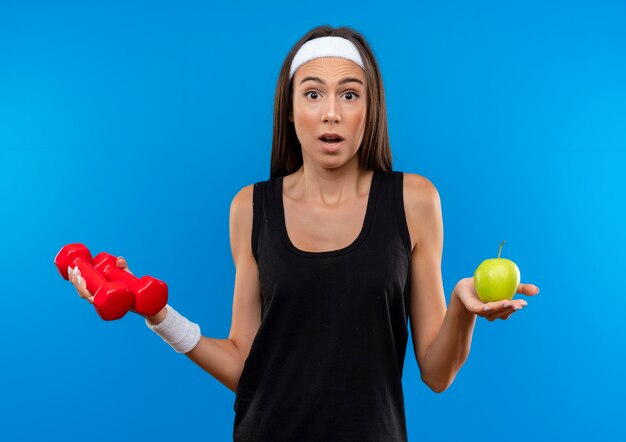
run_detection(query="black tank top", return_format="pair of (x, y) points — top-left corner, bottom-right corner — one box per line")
(234, 169), (412, 442)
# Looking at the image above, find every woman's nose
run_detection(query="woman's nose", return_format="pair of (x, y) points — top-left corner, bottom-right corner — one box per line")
(321, 98), (341, 123)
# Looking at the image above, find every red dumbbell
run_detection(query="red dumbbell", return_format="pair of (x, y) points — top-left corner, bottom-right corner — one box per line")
(54, 243), (134, 321)
(93, 252), (168, 317)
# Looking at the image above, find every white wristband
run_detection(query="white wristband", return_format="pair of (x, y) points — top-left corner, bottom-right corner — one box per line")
(145, 304), (201, 354)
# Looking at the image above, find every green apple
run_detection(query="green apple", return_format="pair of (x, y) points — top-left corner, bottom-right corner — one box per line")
(474, 241), (521, 303)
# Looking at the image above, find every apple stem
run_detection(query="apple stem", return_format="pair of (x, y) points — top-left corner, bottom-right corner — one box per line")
(498, 240), (505, 259)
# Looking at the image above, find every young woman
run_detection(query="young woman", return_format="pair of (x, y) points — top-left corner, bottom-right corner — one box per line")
(68, 25), (540, 441)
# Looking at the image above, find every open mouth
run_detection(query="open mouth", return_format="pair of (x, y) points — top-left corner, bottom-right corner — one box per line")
(319, 134), (344, 144)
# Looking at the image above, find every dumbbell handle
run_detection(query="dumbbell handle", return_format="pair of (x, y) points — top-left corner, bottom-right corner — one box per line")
(71, 257), (108, 297)
(101, 264), (140, 287)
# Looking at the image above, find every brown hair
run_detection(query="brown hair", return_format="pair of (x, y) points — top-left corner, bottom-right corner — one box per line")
(270, 25), (393, 178)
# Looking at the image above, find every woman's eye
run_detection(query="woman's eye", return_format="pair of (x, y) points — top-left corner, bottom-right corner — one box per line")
(304, 91), (359, 100)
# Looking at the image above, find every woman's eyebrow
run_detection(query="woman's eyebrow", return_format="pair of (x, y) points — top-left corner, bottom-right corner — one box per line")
(299, 76), (364, 86)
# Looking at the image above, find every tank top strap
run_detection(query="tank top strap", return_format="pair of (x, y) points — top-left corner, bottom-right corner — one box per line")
(251, 177), (274, 263)
(392, 171), (413, 258)
(251, 182), (261, 262)
(370, 170), (412, 260)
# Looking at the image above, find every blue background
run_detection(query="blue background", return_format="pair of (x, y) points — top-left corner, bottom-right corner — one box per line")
(2, 0), (625, 441)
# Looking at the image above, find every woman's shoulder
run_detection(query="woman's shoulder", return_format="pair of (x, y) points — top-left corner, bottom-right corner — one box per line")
(396, 171), (439, 205)
(396, 172), (442, 252)
(231, 176), (274, 204)
(230, 184), (254, 221)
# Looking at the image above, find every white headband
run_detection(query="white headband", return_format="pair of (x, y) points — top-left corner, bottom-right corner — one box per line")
(289, 36), (365, 80)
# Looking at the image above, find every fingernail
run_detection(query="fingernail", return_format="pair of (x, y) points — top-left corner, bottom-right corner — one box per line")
(521, 300), (528, 306)
(77, 275), (82, 285)
(483, 307), (491, 311)
(67, 266), (72, 276)
(514, 306), (522, 310)
(503, 303), (511, 308)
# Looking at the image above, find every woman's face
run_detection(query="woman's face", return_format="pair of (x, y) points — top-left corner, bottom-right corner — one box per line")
(290, 57), (367, 169)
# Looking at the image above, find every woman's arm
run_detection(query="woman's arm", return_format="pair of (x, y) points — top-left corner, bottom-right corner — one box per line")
(404, 173), (462, 393)
(404, 174), (537, 393)
(147, 184), (262, 394)
(416, 285), (476, 393)
(184, 337), (247, 393)
(145, 307), (247, 393)
(71, 184), (262, 394)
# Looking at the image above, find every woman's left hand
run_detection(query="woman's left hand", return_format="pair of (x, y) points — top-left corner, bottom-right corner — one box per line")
(454, 277), (540, 321)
